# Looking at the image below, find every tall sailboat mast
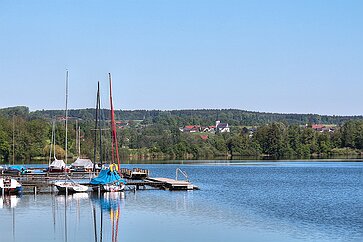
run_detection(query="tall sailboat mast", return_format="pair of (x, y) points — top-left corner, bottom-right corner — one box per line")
(109, 73), (121, 171)
(49, 121), (55, 166)
(76, 119), (78, 157)
(78, 125), (81, 157)
(93, 81), (101, 172)
(65, 70), (69, 166)
(12, 116), (15, 165)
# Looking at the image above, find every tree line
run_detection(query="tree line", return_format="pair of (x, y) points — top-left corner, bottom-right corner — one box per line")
(0, 106), (363, 163)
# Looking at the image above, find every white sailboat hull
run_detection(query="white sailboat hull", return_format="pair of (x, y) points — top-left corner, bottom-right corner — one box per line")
(54, 182), (89, 193)
(92, 183), (125, 192)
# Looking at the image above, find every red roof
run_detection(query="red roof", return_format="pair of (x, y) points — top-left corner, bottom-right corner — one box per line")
(200, 135), (208, 140)
(185, 125), (195, 129)
(312, 124), (325, 129)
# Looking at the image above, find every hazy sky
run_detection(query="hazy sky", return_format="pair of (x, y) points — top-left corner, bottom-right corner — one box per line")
(0, 0), (362, 115)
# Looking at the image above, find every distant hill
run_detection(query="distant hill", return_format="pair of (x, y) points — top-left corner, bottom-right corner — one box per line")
(1, 106), (362, 126)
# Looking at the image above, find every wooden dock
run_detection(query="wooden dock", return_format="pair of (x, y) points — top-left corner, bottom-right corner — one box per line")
(145, 178), (199, 190)
(1, 169), (199, 193)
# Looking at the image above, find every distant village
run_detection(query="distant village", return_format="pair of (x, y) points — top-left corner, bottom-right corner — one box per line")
(116, 119), (336, 136)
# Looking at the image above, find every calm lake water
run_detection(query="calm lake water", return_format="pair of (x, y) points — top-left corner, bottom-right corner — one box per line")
(0, 161), (362, 242)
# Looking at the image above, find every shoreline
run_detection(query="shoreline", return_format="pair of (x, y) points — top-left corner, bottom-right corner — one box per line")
(4, 157), (363, 166)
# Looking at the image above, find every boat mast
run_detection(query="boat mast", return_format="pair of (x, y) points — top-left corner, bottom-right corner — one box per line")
(98, 84), (103, 168)
(76, 119), (78, 157)
(65, 70), (69, 166)
(53, 122), (56, 160)
(12, 116), (15, 165)
(93, 81), (100, 172)
(49, 121), (55, 166)
(109, 73), (120, 171)
(78, 125), (81, 157)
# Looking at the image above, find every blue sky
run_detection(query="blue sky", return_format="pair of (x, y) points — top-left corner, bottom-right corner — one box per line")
(0, 0), (362, 115)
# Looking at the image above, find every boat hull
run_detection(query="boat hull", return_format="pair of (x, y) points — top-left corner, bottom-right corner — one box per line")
(92, 184), (125, 192)
(54, 182), (89, 193)
(0, 178), (22, 195)
(0, 186), (22, 195)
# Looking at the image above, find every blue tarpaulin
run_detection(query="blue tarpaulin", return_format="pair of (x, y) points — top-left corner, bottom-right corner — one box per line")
(90, 168), (126, 185)
(9, 165), (27, 171)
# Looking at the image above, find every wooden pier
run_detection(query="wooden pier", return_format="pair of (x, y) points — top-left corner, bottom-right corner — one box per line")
(145, 178), (199, 190)
(1, 168), (199, 193)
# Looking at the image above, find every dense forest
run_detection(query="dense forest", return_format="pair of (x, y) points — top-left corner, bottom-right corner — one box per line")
(30, 107), (363, 126)
(0, 106), (363, 164)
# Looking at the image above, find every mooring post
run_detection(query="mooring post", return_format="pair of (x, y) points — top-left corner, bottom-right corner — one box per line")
(65, 186), (68, 197)
(34, 186), (37, 196)
(98, 186), (100, 198)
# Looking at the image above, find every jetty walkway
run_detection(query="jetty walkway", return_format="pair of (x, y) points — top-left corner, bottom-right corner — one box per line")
(1, 170), (199, 194)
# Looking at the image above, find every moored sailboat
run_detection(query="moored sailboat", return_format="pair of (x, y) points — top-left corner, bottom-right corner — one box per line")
(90, 164), (126, 192)
(55, 70), (88, 193)
(70, 123), (94, 172)
(54, 179), (89, 193)
(90, 74), (126, 192)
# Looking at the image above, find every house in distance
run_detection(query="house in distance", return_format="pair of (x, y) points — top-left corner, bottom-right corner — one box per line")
(180, 120), (230, 133)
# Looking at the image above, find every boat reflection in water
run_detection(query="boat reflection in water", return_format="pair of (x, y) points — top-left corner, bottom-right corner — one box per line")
(0, 195), (19, 241)
(92, 192), (125, 242)
(0, 194), (20, 209)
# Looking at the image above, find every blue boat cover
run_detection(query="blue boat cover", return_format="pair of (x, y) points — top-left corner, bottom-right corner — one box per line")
(9, 165), (27, 171)
(90, 168), (126, 185)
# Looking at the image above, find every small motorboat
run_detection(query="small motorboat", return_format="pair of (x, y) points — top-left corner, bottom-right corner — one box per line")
(54, 181), (89, 193)
(0, 177), (22, 194)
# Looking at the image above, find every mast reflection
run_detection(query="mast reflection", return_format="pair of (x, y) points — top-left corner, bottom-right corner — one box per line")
(92, 192), (124, 242)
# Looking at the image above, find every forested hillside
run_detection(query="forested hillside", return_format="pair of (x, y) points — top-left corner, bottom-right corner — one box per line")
(0, 106), (363, 163)
(31, 108), (363, 126)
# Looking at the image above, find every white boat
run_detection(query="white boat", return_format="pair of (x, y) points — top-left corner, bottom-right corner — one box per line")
(101, 183), (125, 192)
(54, 181), (89, 193)
(0, 177), (22, 194)
(71, 158), (93, 172)
(49, 158), (66, 172)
